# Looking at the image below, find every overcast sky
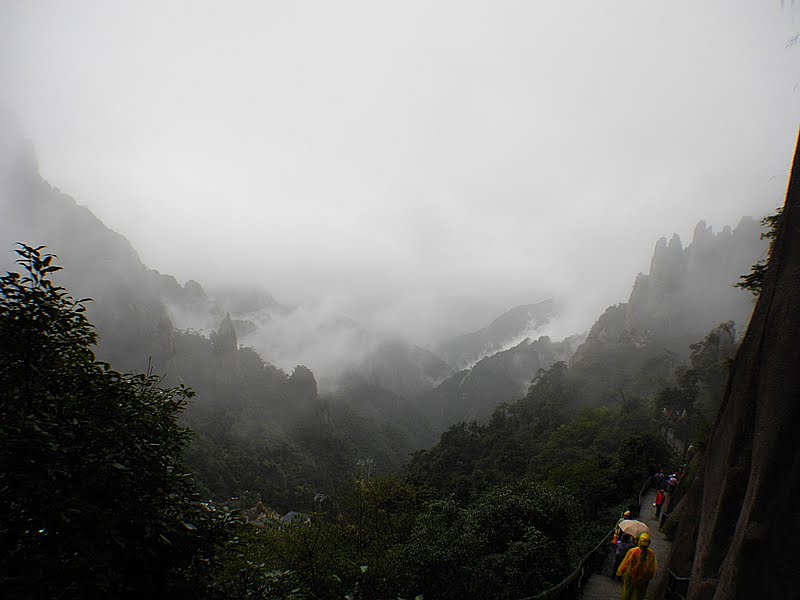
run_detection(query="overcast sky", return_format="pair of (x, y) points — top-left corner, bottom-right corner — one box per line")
(1, 1), (798, 342)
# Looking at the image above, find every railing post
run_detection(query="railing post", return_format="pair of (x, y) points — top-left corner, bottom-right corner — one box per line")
(666, 569), (690, 598)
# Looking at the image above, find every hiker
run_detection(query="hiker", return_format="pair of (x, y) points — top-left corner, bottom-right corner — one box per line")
(654, 489), (666, 518)
(652, 469), (665, 489)
(612, 533), (636, 581)
(613, 510), (632, 544)
(617, 532), (658, 600)
(665, 474), (679, 493)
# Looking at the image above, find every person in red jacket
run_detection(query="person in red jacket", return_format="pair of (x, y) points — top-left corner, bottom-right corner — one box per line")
(654, 489), (666, 518)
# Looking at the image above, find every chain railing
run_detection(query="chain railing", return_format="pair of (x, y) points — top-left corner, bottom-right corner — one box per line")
(631, 476), (652, 518)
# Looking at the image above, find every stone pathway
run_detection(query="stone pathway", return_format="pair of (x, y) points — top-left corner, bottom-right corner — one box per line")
(580, 488), (672, 600)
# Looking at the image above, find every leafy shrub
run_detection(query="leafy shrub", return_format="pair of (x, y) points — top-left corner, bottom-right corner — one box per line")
(0, 244), (227, 598)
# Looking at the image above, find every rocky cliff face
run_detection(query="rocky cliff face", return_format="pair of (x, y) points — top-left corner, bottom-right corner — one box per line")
(566, 215), (766, 406)
(625, 217), (764, 352)
(0, 128), (290, 374)
(0, 129), (176, 371)
(656, 131), (800, 600)
(577, 218), (763, 361)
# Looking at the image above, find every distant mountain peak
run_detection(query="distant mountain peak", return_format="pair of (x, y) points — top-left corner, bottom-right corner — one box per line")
(212, 312), (238, 354)
(629, 217), (764, 349)
(435, 299), (557, 370)
(568, 216), (767, 405)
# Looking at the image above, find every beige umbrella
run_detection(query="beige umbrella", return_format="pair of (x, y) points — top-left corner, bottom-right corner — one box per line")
(618, 519), (650, 538)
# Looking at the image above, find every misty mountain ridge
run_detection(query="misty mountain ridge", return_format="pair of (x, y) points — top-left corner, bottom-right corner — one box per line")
(0, 122), (563, 390)
(1, 127), (768, 396)
(572, 216), (763, 363)
(0, 127), (447, 397)
(1, 130), (173, 371)
(435, 299), (558, 370)
(420, 216), (766, 428)
(1, 130), (769, 412)
(160, 280), (558, 402)
(420, 332), (584, 430)
(567, 216), (765, 405)
(0, 132), (447, 498)
(0, 141), (538, 383)
(2, 4), (795, 594)
(625, 218), (763, 348)
(0, 129), (771, 488)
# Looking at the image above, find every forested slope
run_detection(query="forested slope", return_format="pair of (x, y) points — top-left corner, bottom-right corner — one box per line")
(419, 217), (764, 431)
(0, 133), (432, 510)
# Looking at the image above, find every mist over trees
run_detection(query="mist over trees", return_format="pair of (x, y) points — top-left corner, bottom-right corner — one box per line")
(1, 15), (796, 587)
(0, 239), (754, 598)
(1, 126), (781, 596)
(1, 0), (797, 595)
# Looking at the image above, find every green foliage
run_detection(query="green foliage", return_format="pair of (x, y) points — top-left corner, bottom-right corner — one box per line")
(207, 475), (431, 600)
(0, 244), (228, 598)
(0, 244), (731, 598)
(230, 517), (357, 599)
(339, 473), (434, 553)
(688, 322), (735, 424)
(389, 480), (584, 599)
(655, 322), (737, 456)
(168, 327), (422, 513)
(566, 310), (682, 406)
(516, 362), (573, 432)
(212, 478), (584, 600)
(398, 320), (750, 595)
(409, 363), (670, 522)
(736, 207), (783, 295)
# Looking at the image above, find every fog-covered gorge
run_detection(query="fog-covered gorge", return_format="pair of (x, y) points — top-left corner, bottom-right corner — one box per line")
(1, 125), (768, 445)
(0, 84), (783, 600)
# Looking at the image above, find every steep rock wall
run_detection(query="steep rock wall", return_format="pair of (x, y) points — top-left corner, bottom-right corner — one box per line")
(658, 129), (800, 600)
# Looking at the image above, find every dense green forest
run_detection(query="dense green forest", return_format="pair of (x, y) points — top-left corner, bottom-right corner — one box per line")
(2, 241), (748, 598)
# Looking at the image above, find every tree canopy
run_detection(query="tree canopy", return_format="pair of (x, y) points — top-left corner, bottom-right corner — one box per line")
(0, 244), (222, 598)
(736, 207), (784, 295)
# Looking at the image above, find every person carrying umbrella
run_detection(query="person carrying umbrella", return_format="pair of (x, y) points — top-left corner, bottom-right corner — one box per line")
(616, 532), (657, 600)
(618, 518), (649, 539)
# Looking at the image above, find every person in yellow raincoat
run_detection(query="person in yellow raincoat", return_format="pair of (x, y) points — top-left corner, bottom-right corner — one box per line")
(616, 532), (657, 600)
